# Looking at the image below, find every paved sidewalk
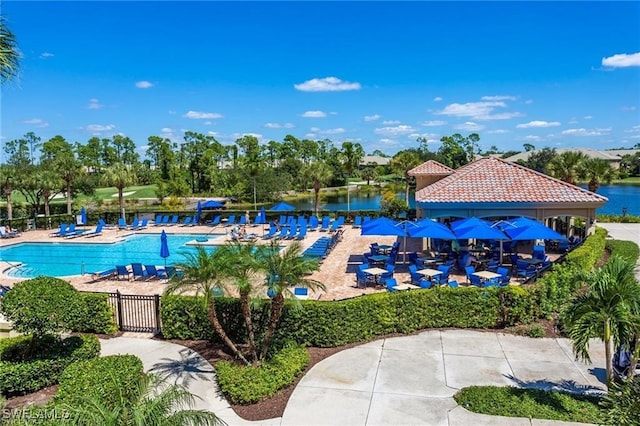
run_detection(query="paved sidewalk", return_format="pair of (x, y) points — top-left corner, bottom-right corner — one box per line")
(101, 330), (605, 426)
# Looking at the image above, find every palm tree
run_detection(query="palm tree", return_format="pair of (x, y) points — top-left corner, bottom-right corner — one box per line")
(59, 373), (223, 426)
(101, 163), (136, 219)
(0, 16), (20, 83)
(0, 165), (15, 220)
(547, 151), (588, 185)
(360, 167), (378, 185)
(390, 151), (421, 203)
(38, 169), (63, 218)
(166, 246), (250, 365)
(215, 241), (268, 364)
(563, 256), (640, 384)
(339, 142), (364, 212)
(260, 241), (325, 360)
(301, 161), (333, 215)
(578, 158), (617, 193)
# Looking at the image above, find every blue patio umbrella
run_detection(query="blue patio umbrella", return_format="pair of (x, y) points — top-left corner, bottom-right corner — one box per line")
(258, 206), (267, 225)
(408, 218), (457, 239)
(269, 201), (295, 211)
(496, 217), (567, 241)
(160, 230), (170, 268)
(361, 218), (420, 263)
(450, 217), (493, 233)
(196, 201), (202, 223)
(80, 207), (87, 225)
(452, 222), (509, 241)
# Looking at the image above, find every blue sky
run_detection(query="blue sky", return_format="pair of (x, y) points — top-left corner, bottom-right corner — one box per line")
(2, 1), (639, 159)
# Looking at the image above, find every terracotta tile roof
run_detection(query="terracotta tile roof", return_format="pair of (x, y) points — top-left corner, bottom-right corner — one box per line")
(408, 160), (455, 176)
(415, 157), (608, 204)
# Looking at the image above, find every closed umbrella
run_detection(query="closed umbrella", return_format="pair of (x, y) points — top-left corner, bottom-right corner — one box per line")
(196, 201), (202, 224)
(258, 206), (267, 224)
(202, 200), (224, 209)
(80, 207), (88, 225)
(160, 230), (170, 268)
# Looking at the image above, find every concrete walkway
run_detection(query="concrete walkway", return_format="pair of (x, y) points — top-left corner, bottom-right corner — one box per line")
(100, 223), (640, 426)
(101, 330), (605, 426)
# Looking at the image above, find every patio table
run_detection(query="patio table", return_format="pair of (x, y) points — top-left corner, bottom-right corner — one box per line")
(520, 258), (543, 266)
(392, 283), (420, 291)
(417, 268), (442, 279)
(472, 270), (501, 284)
(369, 254), (390, 266)
(362, 267), (388, 286)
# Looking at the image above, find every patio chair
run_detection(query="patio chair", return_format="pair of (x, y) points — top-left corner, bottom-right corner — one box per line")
(319, 216), (331, 231)
(380, 264), (395, 281)
(356, 269), (373, 288)
(137, 218), (149, 229)
(118, 218), (128, 229)
(115, 265), (132, 281)
(496, 266), (512, 285)
(419, 278), (433, 289)
(469, 274), (483, 287)
(352, 216), (362, 228)
(207, 215), (221, 227)
(435, 265), (451, 285)
(50, 223), (68, 237)
(464, 265), (476, 282)
(225, 215), (237, 227)
(408, 252), (418, 265)
(308, 215), (319, 231)
(408, 264), (422, 285)
(168, 215), (179, 226)
(131, 263), (147, 280)
(293, 287), (309, 300)
(385, 277), (398, 292)
(516, 260), (537, 281)
(179, 216), (192, 226)
(89, 268), (116, 282)
(144, 264), (167, 280)
(127, 218), (140, 230)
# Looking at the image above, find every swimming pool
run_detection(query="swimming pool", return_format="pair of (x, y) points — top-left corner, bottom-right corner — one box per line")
(1, 234), (223, 279)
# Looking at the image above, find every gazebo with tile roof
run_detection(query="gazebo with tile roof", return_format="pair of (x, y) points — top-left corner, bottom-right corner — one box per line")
(413, 157), (607, 233)
(408, 160), (455, 193)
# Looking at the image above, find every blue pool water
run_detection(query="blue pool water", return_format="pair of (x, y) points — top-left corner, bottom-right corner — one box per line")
(1, 234), (222, 279)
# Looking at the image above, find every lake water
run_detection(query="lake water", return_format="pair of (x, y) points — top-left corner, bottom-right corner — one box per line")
(288, 184), (639, 216)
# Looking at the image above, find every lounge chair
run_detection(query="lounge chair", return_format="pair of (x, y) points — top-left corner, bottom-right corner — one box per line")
(154, 215), (169, 226)
(137, 218), (149, 229)
(165, 266), (184, 280)
(50, 223), (68, 237)
(127, 218), (140, 230)
(295, 222), (308, 240)
(238, 215), (247, 226)
(180, 216), (192, 226)
(0, 226), (20, 238)
(118, 218), (129, 229)
(144, 264), (167, 280)
(308, 216), (319, 231)
(84, 223), (104, 238)
(116, 265), (132, 281)
(167, 215), (179, 226)
(352, 216), (362, 228)
(225, 215), (236, 227)
(207, 215), (221, 227)
(263, 226), (278, 239)
(131, 263), (147, 280)
(89, 268), (116, 282)
(319, 216), (331, 231)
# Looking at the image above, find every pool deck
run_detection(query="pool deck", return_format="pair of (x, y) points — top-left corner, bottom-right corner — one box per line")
(0, 221), (555, 299)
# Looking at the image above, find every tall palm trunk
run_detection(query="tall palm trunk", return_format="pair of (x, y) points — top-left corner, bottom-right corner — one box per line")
(118, 188), (125, 219)
(605, 319), (613, 385)
(207, 304), (250, 366)
(4, 188), (13, 220)
(588, 179), (598, 193)
(313, 180), (321, 215)
(66, 180), (73, 215)
(260, 293), (285, 361)
(239, 291), (259, 365)
(404, 172), (410, 203)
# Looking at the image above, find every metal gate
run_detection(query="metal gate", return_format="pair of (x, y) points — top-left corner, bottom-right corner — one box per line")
(107, 291), (161, 333)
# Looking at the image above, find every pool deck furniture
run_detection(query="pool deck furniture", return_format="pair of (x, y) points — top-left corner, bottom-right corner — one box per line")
(392, 283), (420, 291)
(417, 268), (442, 280)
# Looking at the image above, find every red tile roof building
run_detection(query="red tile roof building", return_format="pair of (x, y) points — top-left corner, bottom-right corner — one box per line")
(413, 157), (606, 228)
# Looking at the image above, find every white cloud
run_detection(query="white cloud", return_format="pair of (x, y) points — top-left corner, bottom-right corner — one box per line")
(135, 80), (154, 89)
(23, 118), (49, 128)
(264, 122), (295, 129)
(87, 98), (103, 110)
(523, 135), (542, 142)
(161, 127), (174, 133)
(420, 120), (446, 127)
(364, 114), (381, 122)
(583, 115), (593, 120)
(621, 106), (637, 111)
(294, 76), (361, 92)
(374, 125), (417, 136)
(487, 129), (509, 134)
(85, 124), (116, 132)
(409, 133), (439, 143)
(39, 52), (54, 59)
(524, 99), (534, 104)
(516, 120), (561, 128)
(435, 101), (522, 120)
(207, 131), (221, 138)
(378, 138), (398, 145)
(624, 125), (640, 133)
(183, 110), (223, 119)
(304, 132), (318, 139)
(382, 120), (400, 125)
(433, 96), (443, 102)
(481, 95), (517, 101)
(561, 128), (611, 137)
(319, 128), (346, 135)
(301, 110), (327, 118)
(602, 52), (640, 68)
(454, 122), (484, 131)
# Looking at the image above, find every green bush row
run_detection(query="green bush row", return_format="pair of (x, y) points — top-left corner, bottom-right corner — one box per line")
(606, 240), (640, 264)
(454, 386), (604, 424)
(0, 334), (100, 396)
(161, 285), (536, 347)
(71, 292), (118, 335)
(596, 214), (640, 223)
(55, 354), (144, 409)
(215, 343), (309, 404)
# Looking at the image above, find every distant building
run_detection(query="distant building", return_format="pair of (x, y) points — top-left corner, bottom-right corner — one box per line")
(504, 148), (640, 170)
(360, 155), (391, 166)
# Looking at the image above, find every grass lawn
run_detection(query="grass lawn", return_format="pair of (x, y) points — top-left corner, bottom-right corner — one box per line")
(2, 185), (159, 206)
(454, 386), (604, 424)
(614, 177), (640, 184)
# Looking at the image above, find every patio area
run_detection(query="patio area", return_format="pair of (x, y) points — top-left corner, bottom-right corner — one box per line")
(0, 222), (561, 300)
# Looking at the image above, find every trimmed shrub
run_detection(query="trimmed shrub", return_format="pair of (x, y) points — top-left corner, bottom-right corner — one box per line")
(70, 292), (118, 335)
(215, 343), (309, 404)
(601, 376), (640, 426)
(0, 334), (100, 395)
(0, 277), (84, 338)
(54, 354), (144, 409)
(606, 240), (640, 264)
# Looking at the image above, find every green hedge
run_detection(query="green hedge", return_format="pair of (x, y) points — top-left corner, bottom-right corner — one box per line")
(54, 354), (144, 409)
(0, 334), (100, 396)
(606, 240), (640, 264)
(70, 292), (118, 335)
(161, 286), (535, 347)
(215, 343), (309, 404)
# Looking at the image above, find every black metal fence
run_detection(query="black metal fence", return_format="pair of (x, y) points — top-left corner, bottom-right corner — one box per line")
(105, 291), (161, 334)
